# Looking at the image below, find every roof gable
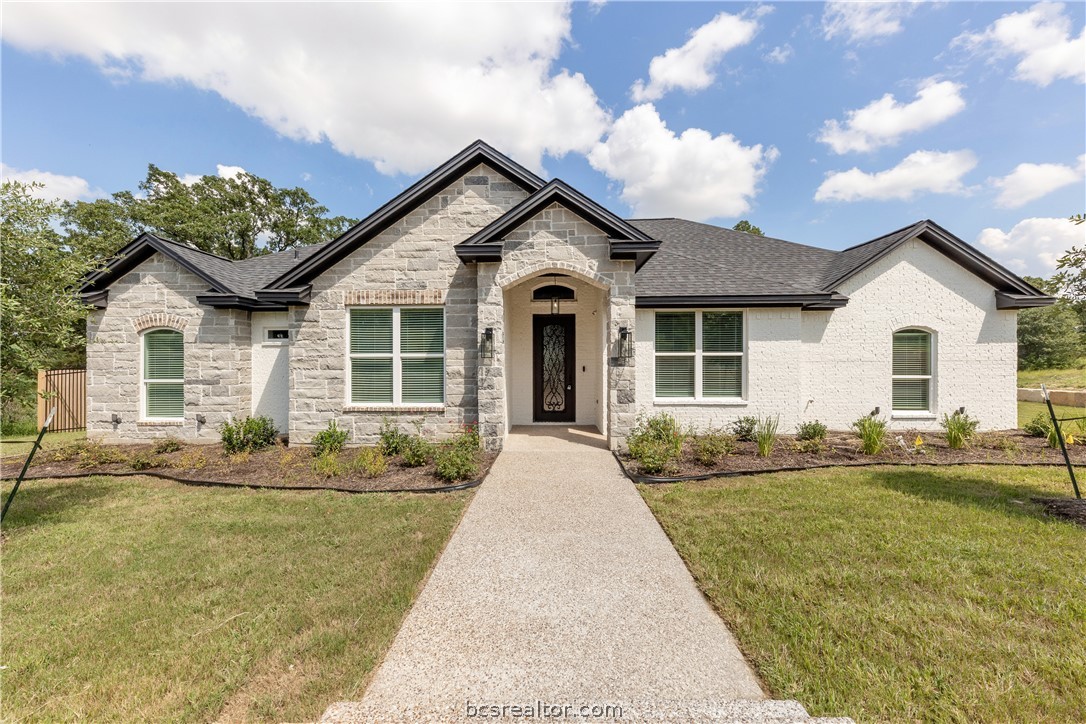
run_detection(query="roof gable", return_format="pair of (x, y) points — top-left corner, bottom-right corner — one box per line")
(264, 140), (545, 289)
(80, 232), (237, 298)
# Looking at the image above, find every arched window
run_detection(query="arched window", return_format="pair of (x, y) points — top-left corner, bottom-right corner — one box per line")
(143, 329), (184, 419)
(532, 284), (575, 302)
(892, 328), (932, 412)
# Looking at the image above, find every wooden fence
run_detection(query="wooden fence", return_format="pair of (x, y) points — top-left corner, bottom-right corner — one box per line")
(37, 369), (86, 432)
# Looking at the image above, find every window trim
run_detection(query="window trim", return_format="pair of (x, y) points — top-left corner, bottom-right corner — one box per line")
(140, 327), (185, 421)
(891, 327), (933, 414)
(653, 309), (746, 402)
(345, 305), (446, 407)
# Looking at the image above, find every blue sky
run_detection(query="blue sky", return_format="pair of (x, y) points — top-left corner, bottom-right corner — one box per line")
(3, 1), (1084, 276)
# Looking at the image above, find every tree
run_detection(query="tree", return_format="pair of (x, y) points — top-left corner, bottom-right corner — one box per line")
(1, 182), (105, 419)
(1016, 275), (1084, 370)
(732, 220), (763, 236)
(70, 165), (357, 260)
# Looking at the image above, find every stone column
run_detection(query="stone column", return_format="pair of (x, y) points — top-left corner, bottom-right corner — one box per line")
(607, 264), (637, 450)
(476, 262), (507, 451)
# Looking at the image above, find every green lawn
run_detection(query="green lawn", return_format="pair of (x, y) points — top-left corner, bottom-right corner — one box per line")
(1018, 400), (1086, 430)
(1, 429), (86, 458)
(641, 465), (1085, 723)
(1018, 360), (1086, 390)
(1, 476), (469, 722)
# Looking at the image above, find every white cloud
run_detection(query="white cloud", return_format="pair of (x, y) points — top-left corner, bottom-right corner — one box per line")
(990, 155), (1085, 208)
(764, 44), (794, 64)
(587, 104), (778, 220)
(179, 164), (248, 186)
(821, 2), (918, 44)
(818, 78), (966, 154)
(630, 10), (761, 102)
(2, 3), (610, 176)
(976, 217), (1086, 275)
(953, 2), (1085, 86)
(814, 149), (978, 202)
(0, 163), (105, 202)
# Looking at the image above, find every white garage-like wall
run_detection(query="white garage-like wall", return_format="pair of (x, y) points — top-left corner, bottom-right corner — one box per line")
(251, 311), (291, 435)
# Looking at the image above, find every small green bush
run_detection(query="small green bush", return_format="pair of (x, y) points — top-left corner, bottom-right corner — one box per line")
(754, 415), (780, 457)
(852, 415), (888, 455)
(692, 430), (735, 467)
(729, 416), (758, 442)
(1024, 412), (1052, 438)
(311, 452), (345, 477)
(453, 422), (481, 451)
(350, 447), (388, 478)
(378, 418), (411, 456)
(77, 443), (128, 469)
(793, 438), (824, 454)
(220, 416), (278, 454)
(795, 420), (827, 442)
(434, 444), (479, 482)
(129, 453), (165, 471)
(151, 437), (184, 454)
(941, 411), (979, 450)
(401, 435), (435, 468)
(312, 420), (350, 457)
(627, 412), (686, 474)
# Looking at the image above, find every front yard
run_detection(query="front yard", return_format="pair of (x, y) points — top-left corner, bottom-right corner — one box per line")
(1, 475), (469, 722)
(641, 465), (1085, 722)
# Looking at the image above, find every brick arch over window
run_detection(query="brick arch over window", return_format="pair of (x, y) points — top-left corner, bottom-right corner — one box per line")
(132, 313), (188, 334)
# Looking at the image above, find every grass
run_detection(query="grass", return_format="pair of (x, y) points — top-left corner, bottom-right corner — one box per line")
(1018, 400), (1086, 430)
(1, 475), (469, 722)
(641, 465), (1085, 722)
(1018, 359), (1086, 390)
(0, 429), (86, 458)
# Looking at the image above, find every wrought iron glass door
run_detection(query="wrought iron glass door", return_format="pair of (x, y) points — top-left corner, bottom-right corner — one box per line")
(533, 315), (575, 422)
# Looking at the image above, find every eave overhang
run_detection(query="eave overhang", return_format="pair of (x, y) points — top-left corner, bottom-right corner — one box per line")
(995, 291), (1058, 309)
(81, 289), (108, 309)
(195, 293), (288, 311)
(636, 293), (849, 309)
(255, 286), (311, 306)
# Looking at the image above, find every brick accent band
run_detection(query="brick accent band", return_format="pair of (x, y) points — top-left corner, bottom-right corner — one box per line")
(344, 290), (446, 306)
(132, 313), (188, 333)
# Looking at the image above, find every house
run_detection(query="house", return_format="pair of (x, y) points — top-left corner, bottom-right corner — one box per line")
(80, 140), (1054, 451)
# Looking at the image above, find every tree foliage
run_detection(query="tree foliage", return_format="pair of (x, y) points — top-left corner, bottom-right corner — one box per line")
(732, 220), (764, 236)
(1016, 275), (1084, 371)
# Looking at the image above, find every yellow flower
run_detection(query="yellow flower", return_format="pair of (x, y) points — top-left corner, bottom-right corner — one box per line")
(1066, 434), (1075, 445)
(914, 435), (924, 447)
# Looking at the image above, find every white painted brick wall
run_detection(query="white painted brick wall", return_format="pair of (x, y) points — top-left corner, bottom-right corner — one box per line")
(637, 239), (1018, 432)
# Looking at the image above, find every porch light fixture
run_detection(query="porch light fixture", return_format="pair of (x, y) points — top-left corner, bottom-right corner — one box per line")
(481, 327), (494, 361)
(549, 274), (561, 315)
(618, 327), (634, 363)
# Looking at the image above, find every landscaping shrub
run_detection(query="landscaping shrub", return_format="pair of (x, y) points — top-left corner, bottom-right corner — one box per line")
(311, 452), (345, 477)
(434, 444), (479, 482)
(77, 443), (128, 469)
(1024, 412), (1052, 438)
(174, 450), (208, 470)
(692, 429), (736, 467)
(401, 435), (435, 468)
(378, 418), (411, 456)
(151, 437), (184, 454)
(729, 415), (758, 442)
(754, 415), (779, 457)
(941, 411), (979, 450)
(793, 438), (824, 454)
(627, 412), (686, 474)
(129, 453), (165, 471)
(454, 422), (481, 451)
(795, 420), (827, 442)
(220, 416), (278, 454)
(312, 420), (350, 457)
(852, 415), (888, 455)
(350, 447), (388, 478)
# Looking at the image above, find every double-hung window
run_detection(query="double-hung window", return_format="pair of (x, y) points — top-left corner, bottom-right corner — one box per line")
(349, 307), (445, 405)
(655, 311), (744, 399)
(143, 329), (184, 419)
(892, 329), (932, 412)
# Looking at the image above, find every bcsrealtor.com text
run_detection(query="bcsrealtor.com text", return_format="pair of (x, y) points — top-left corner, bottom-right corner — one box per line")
(465, 701), (623, 719)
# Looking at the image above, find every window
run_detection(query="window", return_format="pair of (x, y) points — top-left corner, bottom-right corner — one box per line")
(349, 307), (445, 405)
(892, 329), (932, 412)
(655, 311), (743, 399)
(143, 329), (184, 419)
(266, 329), (289, 341)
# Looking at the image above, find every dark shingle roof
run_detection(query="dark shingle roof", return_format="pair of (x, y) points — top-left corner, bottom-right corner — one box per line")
(629, 218), (839, 296)
(818, 220), (926, 290)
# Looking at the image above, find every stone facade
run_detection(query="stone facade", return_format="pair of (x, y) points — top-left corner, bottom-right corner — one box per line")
(87, 255), (250, 443)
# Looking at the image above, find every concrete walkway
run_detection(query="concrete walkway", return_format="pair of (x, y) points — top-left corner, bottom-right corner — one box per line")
(324, 427), (835, 722)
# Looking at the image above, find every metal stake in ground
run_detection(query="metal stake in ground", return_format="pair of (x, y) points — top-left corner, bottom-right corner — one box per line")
(1042, 384), (1081, 500)
(1, 407), (55, 523)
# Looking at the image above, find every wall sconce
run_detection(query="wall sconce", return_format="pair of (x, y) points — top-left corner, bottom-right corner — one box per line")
(196, 414), (207, 425)
(111, 413), (121, 425)
(958, 406), (966, 415)
(618, 327), (634, 363)
(550, 274), (561, 315)
(481, 327), (494, 361)
(870, 406), (880, 417)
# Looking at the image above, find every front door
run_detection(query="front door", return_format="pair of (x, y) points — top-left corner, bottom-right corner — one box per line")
(533, 315), (575, 422)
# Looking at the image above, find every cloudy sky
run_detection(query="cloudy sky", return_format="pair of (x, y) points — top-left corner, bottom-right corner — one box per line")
(3, 1), (1084, 276)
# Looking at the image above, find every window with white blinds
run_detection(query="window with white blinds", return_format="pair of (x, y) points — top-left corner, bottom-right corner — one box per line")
(349, 307), (445, 405)
(655, 311), (744, 399)
(143, 329), (184, 419)
(892, 329), (932, 411)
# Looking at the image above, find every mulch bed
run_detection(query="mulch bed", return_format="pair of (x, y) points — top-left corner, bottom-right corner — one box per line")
(1033, 497), (1086, 527)
(0, 441), (495, 493)
(618, 429), (1086, 480)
